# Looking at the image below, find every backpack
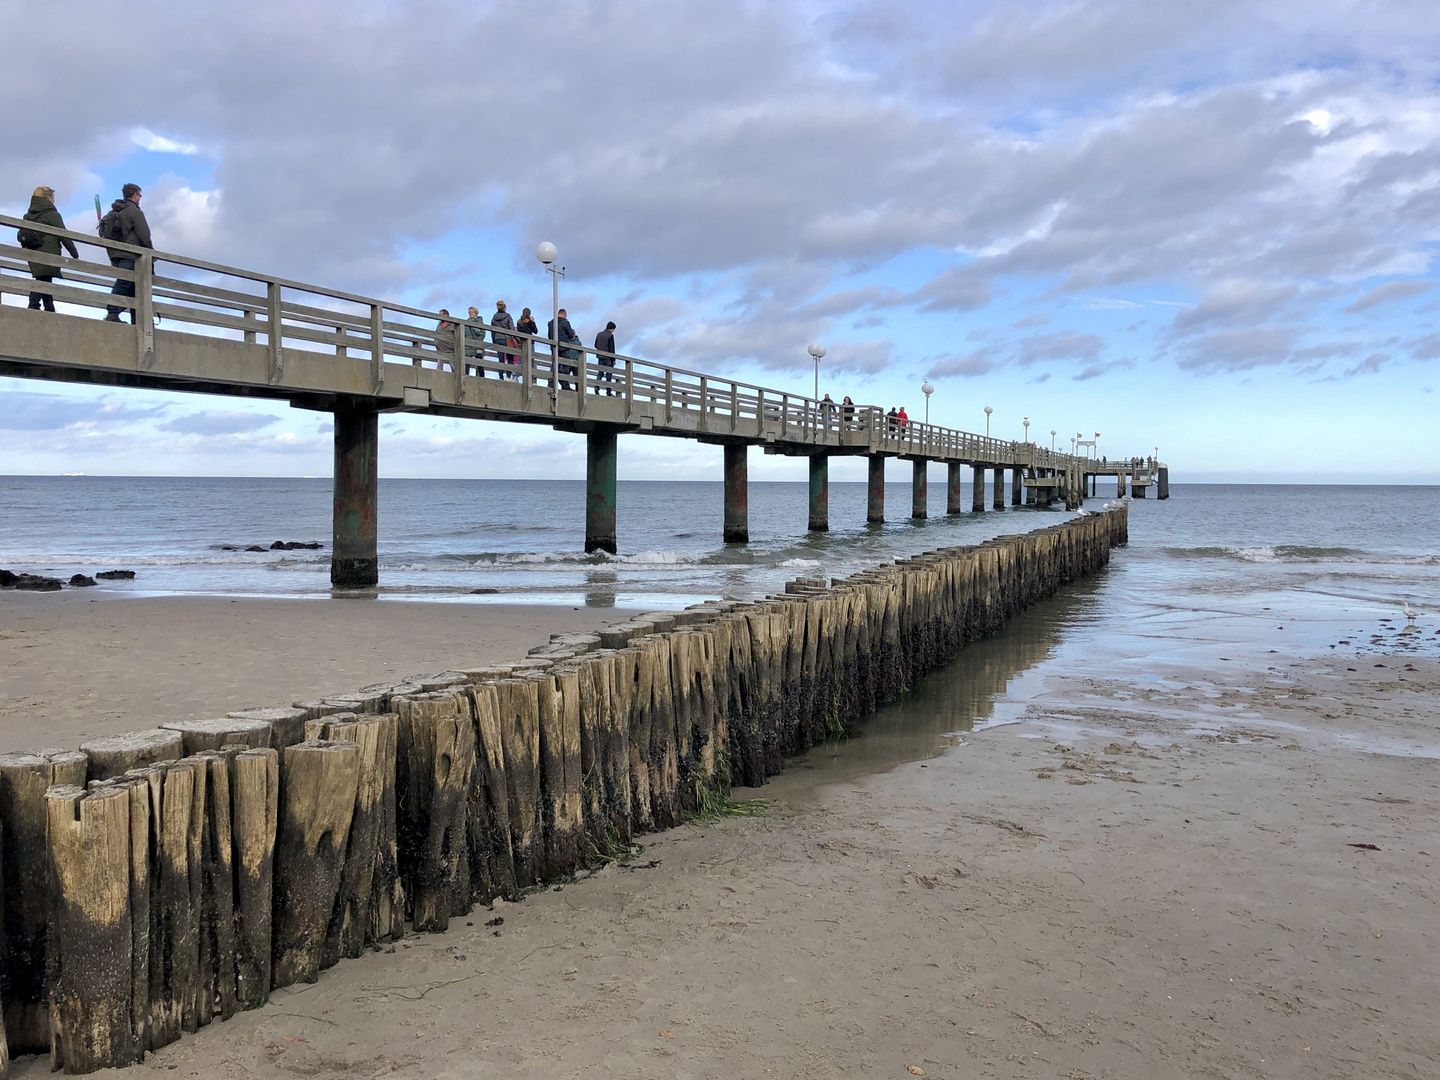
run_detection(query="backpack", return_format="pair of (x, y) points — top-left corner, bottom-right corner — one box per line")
(16, 226), (43, 250)
(98, 209), (125, 243)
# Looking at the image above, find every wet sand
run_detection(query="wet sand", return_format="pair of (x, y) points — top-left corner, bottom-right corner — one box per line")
(0, 591), (635, 752)
(6, 584), (1435, 1078)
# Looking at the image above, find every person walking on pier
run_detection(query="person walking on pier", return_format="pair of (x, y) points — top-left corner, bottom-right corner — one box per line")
(101, 184), (151, 323)
(548, 308), (580, 390)
(434, 309), (457, 369)
(886, 406), (899, 435)
(465, 306), (487, 377)
(516, 308), (538, 384)
(594, 321), (617, 396)
(841, 395), (855, 430)
(897, 405), (910, 431)
(491, 300), (517, 379)
(19, 186), (78, 312)
(819, 393), (836, 430)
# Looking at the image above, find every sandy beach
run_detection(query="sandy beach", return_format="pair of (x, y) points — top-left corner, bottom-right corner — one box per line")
(0, 592), (634, 753)
(5, 579), (1434, 1079)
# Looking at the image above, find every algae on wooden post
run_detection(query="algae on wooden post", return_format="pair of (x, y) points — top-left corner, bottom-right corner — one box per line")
(229, 747), (278, 1009)
(46, 784), (136, 1073)
(271, 741), (359, 988)
(0, 748), (87, 1055)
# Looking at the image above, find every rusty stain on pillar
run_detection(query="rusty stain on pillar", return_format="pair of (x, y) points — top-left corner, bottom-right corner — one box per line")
(946, 461), (962, 515)
(993, 467), (1005, 509)
(911, 459), (928, 519)
(723, 442), (749, 543)
(332, 407), (378, 588)
(808, 454), (829, 532)
(1158, 466), (1170, 500)
(971, 464), (985, 512)
(867, 454), (885, 523)
(586, 427), (618, 554)
(1011, 468), (1022, 506)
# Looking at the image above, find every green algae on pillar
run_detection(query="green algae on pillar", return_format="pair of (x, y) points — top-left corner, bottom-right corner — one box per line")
(808, 454), (829, 532)
(586, 427), (618, 554)
(867, 454), (885, 523)
(723, 442), (749, 543)
(332, 407), (378, 588)
(947, 461), (962, 515)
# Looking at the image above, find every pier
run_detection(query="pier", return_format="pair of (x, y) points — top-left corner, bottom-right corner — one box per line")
(2, 216), (1165, 587)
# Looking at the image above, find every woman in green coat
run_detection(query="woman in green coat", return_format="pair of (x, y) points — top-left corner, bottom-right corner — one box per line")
(22, 186), (79, 312)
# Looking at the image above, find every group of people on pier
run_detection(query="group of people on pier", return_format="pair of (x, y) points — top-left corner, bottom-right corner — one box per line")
(432, 302), (619, 392)
(17, 183), (150, 318)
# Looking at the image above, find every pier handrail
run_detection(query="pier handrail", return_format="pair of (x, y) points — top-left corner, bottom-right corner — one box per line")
(0, 212), (1157, 473)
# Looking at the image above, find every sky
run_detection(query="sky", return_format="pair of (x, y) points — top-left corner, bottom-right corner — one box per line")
(2, 0), (1436, 483)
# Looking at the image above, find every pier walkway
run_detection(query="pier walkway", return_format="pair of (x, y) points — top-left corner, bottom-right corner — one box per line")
(1, 214), (1166, 586)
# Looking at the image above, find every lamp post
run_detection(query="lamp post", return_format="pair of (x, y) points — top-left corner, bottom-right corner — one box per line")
(921, 381), (934, 424)
(984, 405), (993, 437)
(536, 242), (563, 366)
(1023, 417), (1030, 444)
(808, 343), (826, 401)
(1050, 428), (1056, 451)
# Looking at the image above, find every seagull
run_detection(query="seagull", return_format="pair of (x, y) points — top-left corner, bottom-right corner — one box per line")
(1402, 601), (1418, 625)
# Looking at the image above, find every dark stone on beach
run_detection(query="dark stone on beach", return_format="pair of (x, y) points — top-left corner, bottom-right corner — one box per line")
(13, 574), (63, 591)
(245, 544), (267, 552)
(271, 541), (324, 551)
(68, 574), (97, 588)
(0, 569), (17, 586)
(471, 587), (499, 594)
(95, 570), (136, 580)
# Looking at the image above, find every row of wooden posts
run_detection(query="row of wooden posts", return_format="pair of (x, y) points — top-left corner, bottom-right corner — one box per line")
(0, 508), (1127, 1074)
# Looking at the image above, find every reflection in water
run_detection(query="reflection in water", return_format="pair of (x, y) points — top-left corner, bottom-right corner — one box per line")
(767, 577), (1104, 799)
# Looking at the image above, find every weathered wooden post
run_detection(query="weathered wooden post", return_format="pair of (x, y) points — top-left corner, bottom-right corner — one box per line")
(45, 784), (135, 1073)
(540, 670), (584, 877)
(808, 453), (829, 532)
(395, 696), (475, 932)
(492, 679), (543, 886)
(585, 426), (618, 554)
(228, 748), (278, 1008)
(723, 442), (748, 543)
(159, 717), (271, 755)
(0, 748), (87, 1054)
(332, 406), (379, 588)
(227, 707), (309, 748)
(272, 740), (360, 988)
(467, 684), (517, 903)
(80, 730), (183, 781)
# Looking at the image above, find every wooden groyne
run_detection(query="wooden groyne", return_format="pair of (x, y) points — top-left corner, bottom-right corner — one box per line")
(0, 507), (1125, 1073)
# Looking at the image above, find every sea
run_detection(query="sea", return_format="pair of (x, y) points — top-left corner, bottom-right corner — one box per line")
(2, 477), (1438, 767)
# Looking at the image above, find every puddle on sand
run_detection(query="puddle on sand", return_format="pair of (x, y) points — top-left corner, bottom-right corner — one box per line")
(750, 580), (1103, 807)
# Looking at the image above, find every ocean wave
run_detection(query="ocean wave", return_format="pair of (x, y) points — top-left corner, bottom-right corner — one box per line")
(1161, 545), (1438, 566)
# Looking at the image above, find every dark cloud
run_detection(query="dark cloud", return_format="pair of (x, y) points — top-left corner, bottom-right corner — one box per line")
(160, 411), (279, 435)
(1345, 280), (1433, 313)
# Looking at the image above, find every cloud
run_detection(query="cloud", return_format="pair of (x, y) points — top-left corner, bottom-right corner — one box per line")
(927, 349), (999, 378)
(0, 391), (168, 431)
(1345, 280), (1433, 313)
(160, 411), (279, 435)
(1074, 358), (1135, 381)
(130, 128), (200, 155)
(1171, 280), (1298, 334)
(1344, 352), (1390, 376)
(1015, 331), (1104, 366)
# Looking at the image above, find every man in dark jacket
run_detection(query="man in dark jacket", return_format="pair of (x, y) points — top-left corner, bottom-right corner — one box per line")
(21, 186), (79, 312)
(104, 183), (153, 323)
(547, 308), (580, 390)
(593, 321), (617, 396)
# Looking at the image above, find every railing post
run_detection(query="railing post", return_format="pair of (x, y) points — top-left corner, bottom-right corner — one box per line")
(699, 376), (708, 431)
(730, 384), (738, 432)
(578, 348), (588, 415)
(335, 323), (347, 357)
(624, 359), (633, 420)
(267, 280), (283, 384)
(522, 338), (533, 408)
(781, 394), (788, 438)
(370, 303), (384, 393)
(664, 369), (673, 424)
(135, 253), (155, 371)
(244, 307), (257, 345)
(454, 317), (465, 400)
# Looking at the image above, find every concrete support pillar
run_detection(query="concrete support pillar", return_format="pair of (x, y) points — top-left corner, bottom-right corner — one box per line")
(1134, 483), (1147, 498)
(992, 467), (1005, 509)
(723, 442), (748, 543)
(1011, 468), (1022, 506)
(1158, 466), (1170, 500)
(808, 454), (829, 532)
(946, 461), (962, 515)
(1117, 473), (1126, 498)
(971, 464), (985, 512)
(911, 459), (928, 519)
(867, 454), (885, 523)
(1026, 469), (1036, 506)
(585, 427), (618, 554)
(1090, 473), (1096, 496)
(1038, 470), (1053, 508)
(332, 407), (379, 588)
